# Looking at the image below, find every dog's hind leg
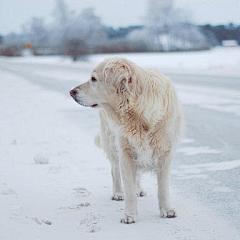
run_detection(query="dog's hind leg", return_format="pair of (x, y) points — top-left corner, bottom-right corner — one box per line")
(136, 172), (146, 197)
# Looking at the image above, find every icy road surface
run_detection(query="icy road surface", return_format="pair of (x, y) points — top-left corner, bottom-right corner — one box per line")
(0, 52), (240, 240)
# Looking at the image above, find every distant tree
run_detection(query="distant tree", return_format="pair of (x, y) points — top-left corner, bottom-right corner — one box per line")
(49, 0), (73, 48)
(47, 1), (108, 59)
(105, 26), (144, 39)
(68, 8), (107, 46)
(23, 17), (49, 47)
(3, 32), (28, 46)
(145, 0), (210, 51)
(53, 0), (71, 27)
(199, 24), (218, 46)
(145, 0), (175, 50)
(65, 8), (107, 60)
(0, 33), (25, 56)
(199, 23), (240, 45)
(146, 0), (175, 31)
(67, 39), (88, 61)
(0, 45), (23, 56)
(214, 24), (240, 44)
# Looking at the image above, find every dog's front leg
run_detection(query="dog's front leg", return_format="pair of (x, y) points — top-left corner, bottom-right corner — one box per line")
(110, 159), (124, 201)
(157, 156), (176, 218)
(120, 142), (138, 224)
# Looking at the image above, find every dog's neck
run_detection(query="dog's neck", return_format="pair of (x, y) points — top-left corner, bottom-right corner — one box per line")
(119, 108), (150, 141)
(101, 101), (150, 142)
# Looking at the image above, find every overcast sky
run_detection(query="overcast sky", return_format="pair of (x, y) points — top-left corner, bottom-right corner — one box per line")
(0, 0), (240, 35)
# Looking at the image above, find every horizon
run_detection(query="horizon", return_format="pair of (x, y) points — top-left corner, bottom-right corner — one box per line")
(2, 21), (240, 37)
(0, 0), (240, 36)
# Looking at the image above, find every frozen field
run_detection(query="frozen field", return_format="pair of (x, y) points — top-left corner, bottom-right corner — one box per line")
(0, 48), (240, 239)
(7, 46), (240, 77)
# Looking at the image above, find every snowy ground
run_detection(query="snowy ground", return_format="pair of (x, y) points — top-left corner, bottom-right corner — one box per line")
(0, 48), (240, 239)
(3, 46), (240, 77)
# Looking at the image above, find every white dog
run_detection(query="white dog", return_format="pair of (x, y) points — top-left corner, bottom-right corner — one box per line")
(70, 58), (184, 224)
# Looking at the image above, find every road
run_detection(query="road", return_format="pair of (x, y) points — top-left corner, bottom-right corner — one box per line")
(0, 58), (240, 233)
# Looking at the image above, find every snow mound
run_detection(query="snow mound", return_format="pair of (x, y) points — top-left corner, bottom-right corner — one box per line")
(34, 154), (50, 164)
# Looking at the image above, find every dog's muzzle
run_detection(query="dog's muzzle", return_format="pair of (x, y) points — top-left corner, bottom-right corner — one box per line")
(70, 89), (79, 103)
(70, 89), (77, 98)
(70, 89), (98, 108)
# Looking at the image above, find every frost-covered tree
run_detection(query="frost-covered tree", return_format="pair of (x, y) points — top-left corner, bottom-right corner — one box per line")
(49, 0), (73, 48)
(67, 8), (107, 46)
(145, 0), (210, 51)
(53, 0), (71, 27)
(23, 17), (49, 47)
(49, 1), (107, 59)
(146, 0), (174, 30)
(65, 7), (107, 60)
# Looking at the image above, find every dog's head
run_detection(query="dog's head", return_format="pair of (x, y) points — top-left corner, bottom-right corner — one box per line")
(70, 58), (139, 112)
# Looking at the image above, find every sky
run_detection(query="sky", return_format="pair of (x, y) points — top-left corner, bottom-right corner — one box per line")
(0, 0), (240, 35)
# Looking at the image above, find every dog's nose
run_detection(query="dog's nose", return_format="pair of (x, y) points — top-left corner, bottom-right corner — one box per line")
(70, 89), (77, 97)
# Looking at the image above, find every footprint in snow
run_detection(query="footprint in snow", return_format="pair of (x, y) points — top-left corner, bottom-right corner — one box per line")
(30, 217), (52, 225)
(73, 187), (91, 197)
(79, 213), (101, 233)
(1, 188), (18, 196)
(59, 202), (91, 210)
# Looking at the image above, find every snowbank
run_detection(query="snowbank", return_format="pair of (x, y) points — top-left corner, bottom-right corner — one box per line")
(1, 47), (240, 77)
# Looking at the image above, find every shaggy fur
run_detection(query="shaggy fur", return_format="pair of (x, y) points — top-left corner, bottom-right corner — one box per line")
(70, 58), (184, 224)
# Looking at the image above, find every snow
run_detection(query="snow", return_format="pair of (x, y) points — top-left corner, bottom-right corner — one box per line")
(178, 146), (221, 155)
(173, 159), (240, 181)
(3, 46), (240, 77)
(176, 84), (240, 117)
(178, 159), (240, 172)
(34, 154), (50, 164)
(1, 48), (240, 239)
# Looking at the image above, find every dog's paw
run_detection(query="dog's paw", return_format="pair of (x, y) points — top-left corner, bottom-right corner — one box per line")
(137, 190), (147, 197)
(120, 215), (137, 224)
(111, 193), (124, 201)
(160, 208), (177, 218)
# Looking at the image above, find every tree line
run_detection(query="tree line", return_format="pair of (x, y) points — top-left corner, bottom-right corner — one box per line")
(199, 23), (240, 45)
(0, 0), (239, 59)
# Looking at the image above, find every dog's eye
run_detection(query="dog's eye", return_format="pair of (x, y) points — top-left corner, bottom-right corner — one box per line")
(91, 77), (97, 82)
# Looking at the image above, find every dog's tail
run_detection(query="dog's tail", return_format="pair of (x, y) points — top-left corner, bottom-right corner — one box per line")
(94, 134), (101, 148)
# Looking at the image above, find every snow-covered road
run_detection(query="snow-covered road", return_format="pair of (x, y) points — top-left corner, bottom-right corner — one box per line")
(0, 52), (240, 240)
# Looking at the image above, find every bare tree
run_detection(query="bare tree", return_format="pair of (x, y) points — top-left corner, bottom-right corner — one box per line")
(49, 0), (73, 49)
(53, 0), (71, 27)
(67, 8), (107, 46)
(25, 18), (49, 47)
(65, 8), (107, 60)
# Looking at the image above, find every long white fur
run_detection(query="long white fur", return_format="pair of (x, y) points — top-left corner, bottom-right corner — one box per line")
(71, 58), (184, 224)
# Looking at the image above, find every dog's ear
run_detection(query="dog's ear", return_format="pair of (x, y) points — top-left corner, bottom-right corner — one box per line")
(118, 75), (133, 94)
(104, 59), (134, 94)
